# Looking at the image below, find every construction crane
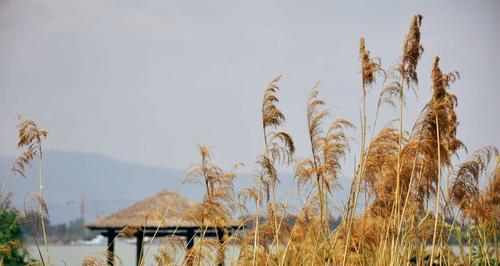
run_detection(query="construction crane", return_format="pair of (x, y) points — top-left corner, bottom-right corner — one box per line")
(66, 195), (131, 221)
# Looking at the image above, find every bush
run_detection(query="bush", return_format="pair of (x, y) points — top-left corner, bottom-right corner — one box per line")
(0, 192), (30, 266)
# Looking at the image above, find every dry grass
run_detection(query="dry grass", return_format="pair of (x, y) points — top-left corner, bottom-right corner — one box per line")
(3, 14), (498, 266)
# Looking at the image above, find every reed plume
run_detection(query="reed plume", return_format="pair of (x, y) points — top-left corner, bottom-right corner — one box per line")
(450, 146), (498, 222)
(364, 57), (462, 220)
(82, 251), (122, 266)
(399, 14), (424, 89)
(243, 76), (295, 265)
(154, 236), (185, 266)
(259, 75), (295, 202)
(12, 118), (51, 265)
(360, 37), (384, 92)
(184, 145), (239, 265)
(11, 119), (48, 178)
(296, 85), (352, 224)
(392, 14), (425, 225)
(339, 38), (385, 264)
(345, 30), (464, 265)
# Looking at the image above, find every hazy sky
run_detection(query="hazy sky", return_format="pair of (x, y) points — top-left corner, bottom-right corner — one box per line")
(1, 0), (499, 173)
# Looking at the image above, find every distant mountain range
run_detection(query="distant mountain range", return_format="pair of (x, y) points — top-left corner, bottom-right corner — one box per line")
(0, 150), (350, 223)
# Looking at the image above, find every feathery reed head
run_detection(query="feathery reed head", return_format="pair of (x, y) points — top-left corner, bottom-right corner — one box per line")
(185, 145), (238, 227)
(450, 146), (498, 220)
(359, 37), (384, 90)
(431, 56), (460, 101)
(262, 75), (285, 129)
(260, 76), (295, 166)
(303, 85), (353, 190)
(400, 14), (424, 87)
(11, 118), (48, 177)
(82, 251), (122, 266)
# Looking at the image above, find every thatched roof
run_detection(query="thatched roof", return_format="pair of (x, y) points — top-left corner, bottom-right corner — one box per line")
(86, 189), (196, 229)
(86, 189), (242, 230)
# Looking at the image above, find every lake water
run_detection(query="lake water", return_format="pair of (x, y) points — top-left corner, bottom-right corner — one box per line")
(30, 242), (156, 265)
(28, 244), (468, 265)
(29, 241), (241, 265)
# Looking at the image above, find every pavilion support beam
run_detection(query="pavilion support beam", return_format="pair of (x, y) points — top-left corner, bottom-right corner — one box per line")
(106, 229), (117, 266)
(217, 228), (226, 266)
(184, 228), (195, 266)
(136, 231), (144, 266)
(87, 226), (240, 266)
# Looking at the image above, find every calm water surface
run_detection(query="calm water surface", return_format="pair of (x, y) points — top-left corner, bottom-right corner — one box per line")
(29, 244), (466, 265)
(30, 243), (155, 265)
(29, 242), (241, 265)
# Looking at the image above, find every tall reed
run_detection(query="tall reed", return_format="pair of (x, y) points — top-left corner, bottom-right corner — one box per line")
(12, 118), (51, 265)
(53, 13), (499, 266)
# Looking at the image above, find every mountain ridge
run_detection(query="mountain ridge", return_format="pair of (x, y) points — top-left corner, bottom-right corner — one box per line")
(0, 150), (350, 223)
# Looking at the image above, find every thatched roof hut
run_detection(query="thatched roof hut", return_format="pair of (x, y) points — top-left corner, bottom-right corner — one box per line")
(86, 189), (242, 266)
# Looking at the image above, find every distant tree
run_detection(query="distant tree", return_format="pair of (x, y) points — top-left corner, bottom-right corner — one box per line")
(67, 217), (85, 239)
(0, 192), (30, 266)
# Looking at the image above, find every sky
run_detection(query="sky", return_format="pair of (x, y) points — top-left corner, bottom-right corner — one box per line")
(1, 0), (499, 175)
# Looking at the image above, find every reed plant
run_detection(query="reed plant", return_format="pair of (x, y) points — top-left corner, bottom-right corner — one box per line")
(10, 118), (51, 266)
(10, 14), (496, 266)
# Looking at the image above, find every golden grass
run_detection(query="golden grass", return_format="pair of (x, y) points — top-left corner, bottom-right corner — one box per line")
(3, 14), (498, 266)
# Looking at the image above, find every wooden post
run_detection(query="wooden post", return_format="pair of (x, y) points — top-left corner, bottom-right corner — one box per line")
(184, 228), (195, 266)
(217, 228), (225, 266)
(136, 231), (144, 266)
(106, 229), (117, 266)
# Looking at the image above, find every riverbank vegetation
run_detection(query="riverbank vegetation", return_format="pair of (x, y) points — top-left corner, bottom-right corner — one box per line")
(1, 14), (498, 266)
